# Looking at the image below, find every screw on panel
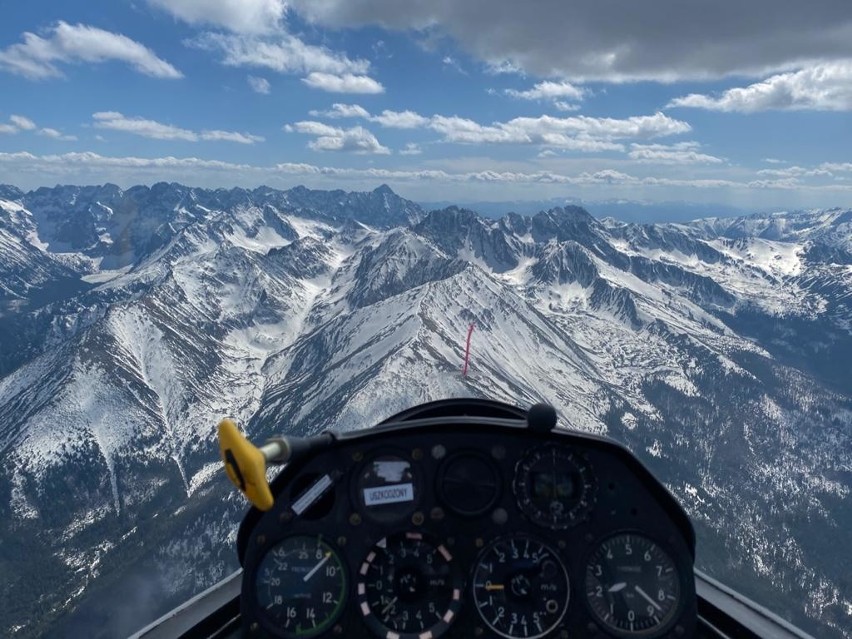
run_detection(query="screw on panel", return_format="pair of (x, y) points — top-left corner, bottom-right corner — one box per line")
(491, 445), (506, 460)
(412, 448), (423, 460)
(349, 513), (362, 526)
(333, 625), (343, 634)
(560, 630), (570, 639)
(585, 533), (594, 543)
(558, 540), (566, 550)
(430, 507), (445, 521)
(337, 536), (347, 547)
(352, 451), (363, 462)
(431, 445), (446, 459)
(475, 538), (484, 548)
(491, 508), (508, 525)
(256, 535), (266, 546)
(250, 622), (259, 632)
(279, 512), (293, 524)
(474, 627), (484, 636)
(675, 625), (685, 636)
(412, 512), (425, 526)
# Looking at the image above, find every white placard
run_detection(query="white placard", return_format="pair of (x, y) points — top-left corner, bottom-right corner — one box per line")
(292, 474), (333, 515)
(363, 482), (415, 506)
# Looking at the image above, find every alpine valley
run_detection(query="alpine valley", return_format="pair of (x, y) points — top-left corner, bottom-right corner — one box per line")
(0, 183), (849, 638)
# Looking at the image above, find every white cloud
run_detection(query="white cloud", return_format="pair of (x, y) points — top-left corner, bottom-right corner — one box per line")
(0, 114), (75, 139)
(554, 101), (581, 112)
(286, 121), (390, 154)
(757, 165), (835, 178)
(763, 158), (786, 164)
(200, 130), (265, 144)
(148, 0), (286, 34)
(298, 106), (689, 152)
(93, 111), (197, 141)
(188, 32), (370, 76)
(668, 61), (852, 112)
(371, 110), (430, 128)
(0, 21), (182, 80)
(308, 103), (371, 119)
(485, 60), (525, 76)
(287, 0), (852, 82)
(302, 72), (384, 94)
(308, 104), (428, 128)
(38, 127), (77, 141)
(427, 112), (689, 150)
(442, 56), (467, 74)
(92, 112), (264, 143)
(10, 115), (36, 130)
(400, 143), (422, 155)
(821, 162), (852, 173)
(506, 80), (585, 101)
(247, 75), (270, 94)
(537, 149), (559, 158)
(628, 142), (724, 164)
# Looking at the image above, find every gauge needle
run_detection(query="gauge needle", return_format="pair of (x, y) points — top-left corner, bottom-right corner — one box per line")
(303, 552), (331, 582)
(381, 597), (398, 615)
(608, 582), (627, 593)
(485, 584), (505, 591)
(634, 585), (663, 611)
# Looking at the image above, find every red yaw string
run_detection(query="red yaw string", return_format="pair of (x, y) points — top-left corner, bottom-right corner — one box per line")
(462, 322), (475, 376)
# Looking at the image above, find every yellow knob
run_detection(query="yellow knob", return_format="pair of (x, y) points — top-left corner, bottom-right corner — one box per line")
(218, 418), (274, 511)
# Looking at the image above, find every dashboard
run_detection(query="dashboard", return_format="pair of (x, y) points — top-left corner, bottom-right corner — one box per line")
(236, 401), (697, 639)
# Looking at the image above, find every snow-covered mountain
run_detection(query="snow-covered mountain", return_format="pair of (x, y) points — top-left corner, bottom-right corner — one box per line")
(0, 183), (849, 638)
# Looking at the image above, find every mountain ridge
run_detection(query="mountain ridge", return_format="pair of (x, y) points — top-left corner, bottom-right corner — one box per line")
(0, 183), (849, 638)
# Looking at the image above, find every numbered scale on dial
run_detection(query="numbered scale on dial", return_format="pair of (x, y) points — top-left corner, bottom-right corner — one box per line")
(585, 533), (682, 637)
(357, 531), (463, 639)
(254, 536), (347, 638)
(472, 535), (571, 639)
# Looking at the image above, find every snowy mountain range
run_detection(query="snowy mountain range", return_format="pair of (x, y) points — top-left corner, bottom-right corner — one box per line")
(0, 183), (849, 638)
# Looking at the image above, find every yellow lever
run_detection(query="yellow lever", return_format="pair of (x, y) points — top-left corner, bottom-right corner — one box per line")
(218, 418), (275, 511)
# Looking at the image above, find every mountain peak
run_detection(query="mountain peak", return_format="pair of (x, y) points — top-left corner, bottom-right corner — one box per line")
(0, 184), (24, 200)
(373, 184), (395, 196)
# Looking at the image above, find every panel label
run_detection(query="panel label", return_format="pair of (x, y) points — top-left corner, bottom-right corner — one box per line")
(363, 482), (415, 506)
(292, 474), (333, 515)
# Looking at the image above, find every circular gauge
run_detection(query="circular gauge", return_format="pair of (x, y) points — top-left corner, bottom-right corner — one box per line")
(585, 533), (682, 636)
(472, 535), (570, 639)
(514, 445), (596, 529)
(254, 536), (347, 638)
(438, 453), (500, 516)
(357, 531), (462, 639)
(355, 453), (421, 523)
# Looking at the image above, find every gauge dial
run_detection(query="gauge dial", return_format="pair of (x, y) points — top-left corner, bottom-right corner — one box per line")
(514, 445), (596, 529)
(439, 453), (500, 516)
(255, 536), (347, 638)
(585, 533), (681, 636)
(355, 453), (421, 524)
(472, 536), (570, 639)
(357, 531), (462, 639)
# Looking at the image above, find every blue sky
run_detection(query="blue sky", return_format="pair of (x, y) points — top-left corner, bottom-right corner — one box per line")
(1, 0), (851, 210)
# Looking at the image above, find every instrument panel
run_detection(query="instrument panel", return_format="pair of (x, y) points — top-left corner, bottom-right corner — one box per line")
(237, 413), (696, 639)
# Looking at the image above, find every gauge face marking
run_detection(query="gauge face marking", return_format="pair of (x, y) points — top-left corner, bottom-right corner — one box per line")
(255, 536), (347, 638)
(357, 531), (462, 639)
(514, 445), (596, 529)
(472, 536), (570, 639)
(585, 533), (681, 636)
